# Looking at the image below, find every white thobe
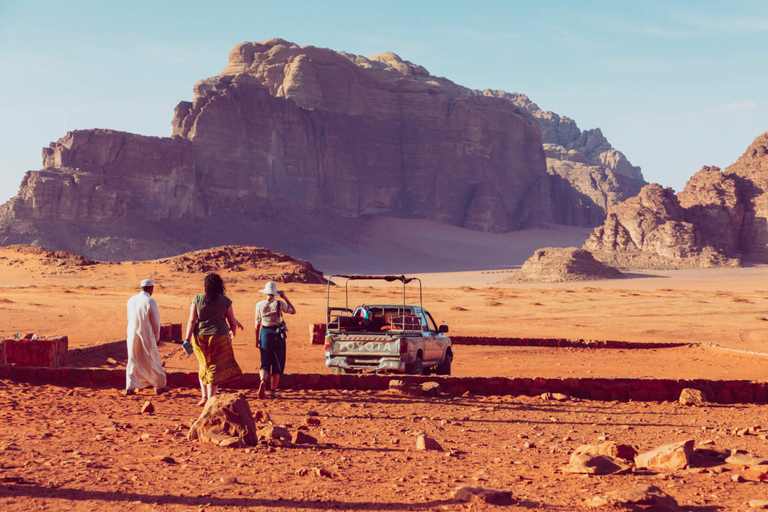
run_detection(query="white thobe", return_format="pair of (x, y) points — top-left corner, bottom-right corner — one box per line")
(126, 291), (166, 390)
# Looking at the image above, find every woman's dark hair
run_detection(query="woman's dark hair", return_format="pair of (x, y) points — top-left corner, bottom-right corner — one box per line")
(204, 273), (225, 305)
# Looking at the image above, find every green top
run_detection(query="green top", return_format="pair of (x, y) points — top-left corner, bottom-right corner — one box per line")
(193, 293), (233, 336)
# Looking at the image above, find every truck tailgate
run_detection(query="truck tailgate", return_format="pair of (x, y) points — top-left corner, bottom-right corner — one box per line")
(330, 335), (401, 356)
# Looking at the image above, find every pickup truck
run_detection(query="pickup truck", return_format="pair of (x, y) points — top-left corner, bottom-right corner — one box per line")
(324, 275), (452, 375)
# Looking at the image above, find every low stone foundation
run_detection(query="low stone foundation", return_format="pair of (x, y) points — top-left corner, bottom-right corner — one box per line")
(308, 323), (686, 349)
(160, 323), (182, 343)
(1, 336), (68, 367)
(0, 366), (765, 404)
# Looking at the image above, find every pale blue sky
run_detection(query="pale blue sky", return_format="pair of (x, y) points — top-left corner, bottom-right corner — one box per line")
(1, 0), (766, 204)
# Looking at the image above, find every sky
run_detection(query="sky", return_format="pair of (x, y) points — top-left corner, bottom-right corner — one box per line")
(0, 0), (766, 205)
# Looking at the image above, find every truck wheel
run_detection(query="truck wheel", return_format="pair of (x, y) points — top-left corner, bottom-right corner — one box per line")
(435, 351), (452, 375)
(407, 356), (423, 376)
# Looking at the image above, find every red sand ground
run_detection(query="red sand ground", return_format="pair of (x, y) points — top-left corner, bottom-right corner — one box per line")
(3, 240), (768, 510)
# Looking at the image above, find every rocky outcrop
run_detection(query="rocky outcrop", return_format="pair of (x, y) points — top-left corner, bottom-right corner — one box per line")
(490, 92), (646, 225)
(583, 131), (768, 267)
(511, 247), (623, 283)
(0, 39), (643, 261)
(723, 132), (768, 261)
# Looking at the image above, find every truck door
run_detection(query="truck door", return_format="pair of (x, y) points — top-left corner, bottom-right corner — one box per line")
(418, 309), (438, 362)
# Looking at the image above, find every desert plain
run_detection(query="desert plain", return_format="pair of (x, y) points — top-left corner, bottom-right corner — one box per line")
(3, 227), (768, 511)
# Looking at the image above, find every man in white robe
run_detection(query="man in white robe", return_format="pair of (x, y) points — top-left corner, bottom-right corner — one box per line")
(125, 278), (168, 395)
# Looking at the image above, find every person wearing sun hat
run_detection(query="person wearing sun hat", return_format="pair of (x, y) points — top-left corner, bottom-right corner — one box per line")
(125, 278), (168, 396)
(255, 281), (296, 399)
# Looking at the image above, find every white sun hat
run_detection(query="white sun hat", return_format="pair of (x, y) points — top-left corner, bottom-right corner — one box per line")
(140, 278), (154, 287)
(260, 281), (280, 295)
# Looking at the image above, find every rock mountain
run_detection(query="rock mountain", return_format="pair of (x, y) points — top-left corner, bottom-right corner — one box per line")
(585, 131), (768, 267)
(0, 38), (643, 261)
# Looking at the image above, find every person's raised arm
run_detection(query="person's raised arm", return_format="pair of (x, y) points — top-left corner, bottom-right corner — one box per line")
(226, 305), (244, 337)
(277, 290), (296, 315)
(185, 303), (197, 342)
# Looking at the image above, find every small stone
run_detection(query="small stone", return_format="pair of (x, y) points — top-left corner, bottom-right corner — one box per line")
(219, 437), (243, 449)
(106, 358), (118, 365)
(452, 485), (515, 505)
(140, 433), (151, 441)
(220, 475), (237, 484)
(749, 499), (768, 509)
(295, 467), (309, 476)
(732, 474), (745, 482)
(306, 410), (319, 417)
(588, 484), (679, 511)
(292, 431), (317, 445)
(314, 467), (332, 478)
(421, 382), (441, 396)
(141, 401), (155, 414)
(416, 435), (442, 451)
(305, 417), (321, 426)
(523, 442), (535, 449)
(679, 388), (707, 406)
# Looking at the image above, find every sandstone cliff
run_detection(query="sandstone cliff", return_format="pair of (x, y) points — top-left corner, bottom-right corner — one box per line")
(584, 132), (768, 267)
(0, 38), (642, 261)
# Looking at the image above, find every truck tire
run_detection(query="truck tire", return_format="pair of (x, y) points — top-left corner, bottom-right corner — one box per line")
(435, 350), (452, 375)
(407, 355), (423, 376)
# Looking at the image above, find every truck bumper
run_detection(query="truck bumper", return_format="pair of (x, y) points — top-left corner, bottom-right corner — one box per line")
(326, 357), (405, 373)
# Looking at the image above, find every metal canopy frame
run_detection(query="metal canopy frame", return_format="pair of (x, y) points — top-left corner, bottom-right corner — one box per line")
(326, 274), (423, 326)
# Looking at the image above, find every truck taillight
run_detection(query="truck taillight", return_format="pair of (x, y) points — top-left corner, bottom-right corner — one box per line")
(324, 337), (331, 355)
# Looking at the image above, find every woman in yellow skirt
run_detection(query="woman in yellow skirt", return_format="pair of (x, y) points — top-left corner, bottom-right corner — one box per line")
(184, 273), (244, 405)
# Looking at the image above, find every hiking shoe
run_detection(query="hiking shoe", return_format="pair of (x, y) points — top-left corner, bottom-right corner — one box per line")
(123, 389), (136, 396)
(270, 390), (279, 399)
(258, 380), (267, 400)
(155, 387), (169, 395)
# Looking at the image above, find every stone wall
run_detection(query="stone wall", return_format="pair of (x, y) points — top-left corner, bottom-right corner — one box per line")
(2, 336), (68, 367)
(0, 366), (765, 403)
(309, 324), (685, 349)
(159, 323), (182, 343)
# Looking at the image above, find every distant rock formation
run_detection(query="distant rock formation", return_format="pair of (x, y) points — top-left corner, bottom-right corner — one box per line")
(497, 93), (647, 225)
(584, 130), (768, 267)
(0, 39), (642, 261)
(511, 247), (623, 283)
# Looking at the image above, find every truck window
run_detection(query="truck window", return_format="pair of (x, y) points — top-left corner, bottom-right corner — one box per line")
(425, 312), (438, 332)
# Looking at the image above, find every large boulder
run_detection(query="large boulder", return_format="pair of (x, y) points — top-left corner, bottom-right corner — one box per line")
(188, 393), (258, 446)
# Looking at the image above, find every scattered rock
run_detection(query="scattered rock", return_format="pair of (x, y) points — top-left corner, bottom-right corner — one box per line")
(725, 454), (768, 466)
(257, 426), (292, 444)
(565, 452), (631, 475)
(749, 499), (768, 509)
(421, 382), (441, 396)
(306, 410), (319, 417)
(679, 388), (707, 406)
(305, 417), (320, 426)
(219, 437), (243, 449)
(416, 435), (442, 451)
(106, 358), (118, 365)
(220, 475), (237, 484)
(253, 408), (270, 423)
(292, 431), (317, 445)
(389, 380), (423, 397)
(587, 484), (680, 511)
(574, 442), (638, 461)
(741, 466), (768, 481)
(635, 440), (694, 471)
(314, 467), (332, 478)
(188, 393), (258, 446)
(452, 485), (515, 505)
(541, 392), (570, 401)
(140, 401), (154, 414)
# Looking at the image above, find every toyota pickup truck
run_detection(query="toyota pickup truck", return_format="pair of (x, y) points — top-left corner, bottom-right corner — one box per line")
(324, 275), (452, 375)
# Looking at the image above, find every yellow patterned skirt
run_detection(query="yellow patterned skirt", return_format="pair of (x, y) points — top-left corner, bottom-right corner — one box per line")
(191, 333), (242, 385)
